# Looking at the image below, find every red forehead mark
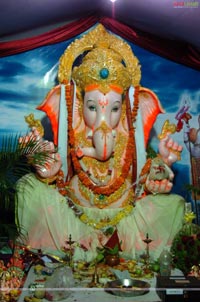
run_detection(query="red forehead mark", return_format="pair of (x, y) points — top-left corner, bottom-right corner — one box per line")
(98, 96), (108, 113)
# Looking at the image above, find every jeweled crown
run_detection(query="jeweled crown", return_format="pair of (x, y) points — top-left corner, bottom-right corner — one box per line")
(58, 24), (141, 93)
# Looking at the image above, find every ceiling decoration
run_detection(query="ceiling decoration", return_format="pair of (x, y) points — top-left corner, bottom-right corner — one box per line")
(0, 0), (199, 51)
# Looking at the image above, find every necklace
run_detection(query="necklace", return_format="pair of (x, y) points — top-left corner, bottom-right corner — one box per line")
(79, 204), (134, 229)
(77, 178), (134, 208)
(76, 131), (127, 187)
(79, 158), (113, 186)
(65, 190), (134, 230)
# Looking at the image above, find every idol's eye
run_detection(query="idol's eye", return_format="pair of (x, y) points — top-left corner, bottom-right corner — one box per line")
(86, 99), (97, 112)
(112, 106), (120, 112)
(88, 104), (97, 112)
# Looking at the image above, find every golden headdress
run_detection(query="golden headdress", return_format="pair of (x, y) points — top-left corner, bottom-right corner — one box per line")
(58, 24), (141, 94)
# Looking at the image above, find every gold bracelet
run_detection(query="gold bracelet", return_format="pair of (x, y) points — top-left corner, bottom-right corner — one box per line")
(168, 147), (182, 161)
(35, 174), (58, 184)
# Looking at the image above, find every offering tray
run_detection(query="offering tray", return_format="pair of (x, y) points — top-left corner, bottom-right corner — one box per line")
(105, 278), (150, 297)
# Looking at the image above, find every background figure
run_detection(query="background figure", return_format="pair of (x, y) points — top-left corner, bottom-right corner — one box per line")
(184, 115), (200, 201)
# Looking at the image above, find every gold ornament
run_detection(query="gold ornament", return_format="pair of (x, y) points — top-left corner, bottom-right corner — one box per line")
(25, 113), (44, 137)
(79, 204), (134, 229)
(58, 24), (141, 92)
(158, 119), (177, 140)
(77, 178), (133, 209)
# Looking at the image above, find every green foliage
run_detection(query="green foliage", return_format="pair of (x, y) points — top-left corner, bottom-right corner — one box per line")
(0, 134), (51, 239)
(103, 227), (114, 236)
(95, 243), (120, 264)
(184, 184), (200, 196)
(146, 144), (157, 159)
(171, 223), (200, 275)
(104, 244), (120, 255)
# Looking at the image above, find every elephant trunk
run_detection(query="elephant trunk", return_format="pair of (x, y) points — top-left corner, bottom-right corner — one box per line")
(93, 121), (115, 161)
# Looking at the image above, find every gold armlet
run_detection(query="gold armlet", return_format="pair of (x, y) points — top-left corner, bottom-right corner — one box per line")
(168, 147), (182, 161)
(35, 174), (58, 185)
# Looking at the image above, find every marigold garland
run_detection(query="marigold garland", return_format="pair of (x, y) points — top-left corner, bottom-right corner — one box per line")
(79, 204), (134, 229)
(54, 83), (140, 228)
(63, 83), (140, 196)
(77, 179), (134, 209)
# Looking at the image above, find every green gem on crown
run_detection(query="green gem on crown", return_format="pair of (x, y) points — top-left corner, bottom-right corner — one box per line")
(100, 68), (109, 79)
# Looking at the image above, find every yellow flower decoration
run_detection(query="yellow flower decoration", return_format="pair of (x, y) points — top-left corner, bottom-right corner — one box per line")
(184, 211), (196, 224)
(79, 205), (133, 230)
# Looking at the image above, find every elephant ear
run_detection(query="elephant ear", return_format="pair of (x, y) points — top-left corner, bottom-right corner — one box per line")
(139, 87), (165, 147)
(72, 95), (83, 130)
(37, 85), (61, 145)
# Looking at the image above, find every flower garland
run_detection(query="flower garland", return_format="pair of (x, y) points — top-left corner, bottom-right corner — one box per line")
(58, 185), (135, 230)
(55, 83), (140, 228)
(65, 83), (140, 196)
(77, 178), (134, 209)
(79, 204), (134, 229)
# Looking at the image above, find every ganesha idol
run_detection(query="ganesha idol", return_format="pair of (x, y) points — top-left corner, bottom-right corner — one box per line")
(16, 24), (185, 261)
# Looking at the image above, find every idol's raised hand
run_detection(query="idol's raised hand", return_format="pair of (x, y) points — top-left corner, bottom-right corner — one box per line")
(158, 133), (183, 166)
(19, 127), (62, 180)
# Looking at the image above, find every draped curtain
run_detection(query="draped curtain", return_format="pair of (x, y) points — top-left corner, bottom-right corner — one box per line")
(0, 16), (200, 71)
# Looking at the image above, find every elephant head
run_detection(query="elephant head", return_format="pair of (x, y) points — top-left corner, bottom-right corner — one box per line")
(37, 84), (163, 162)
(37, 24), (164, 173)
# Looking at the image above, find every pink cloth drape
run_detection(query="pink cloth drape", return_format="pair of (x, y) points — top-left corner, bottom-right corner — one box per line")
(0, 16), (200, 71)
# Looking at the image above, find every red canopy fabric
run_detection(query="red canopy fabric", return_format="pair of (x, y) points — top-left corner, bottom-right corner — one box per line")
(0, 16), (200, 71)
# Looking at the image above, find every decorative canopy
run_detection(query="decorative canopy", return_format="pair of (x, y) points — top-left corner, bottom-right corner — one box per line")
(0, 1), (199, 71)
(1, 0), (200, 50)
